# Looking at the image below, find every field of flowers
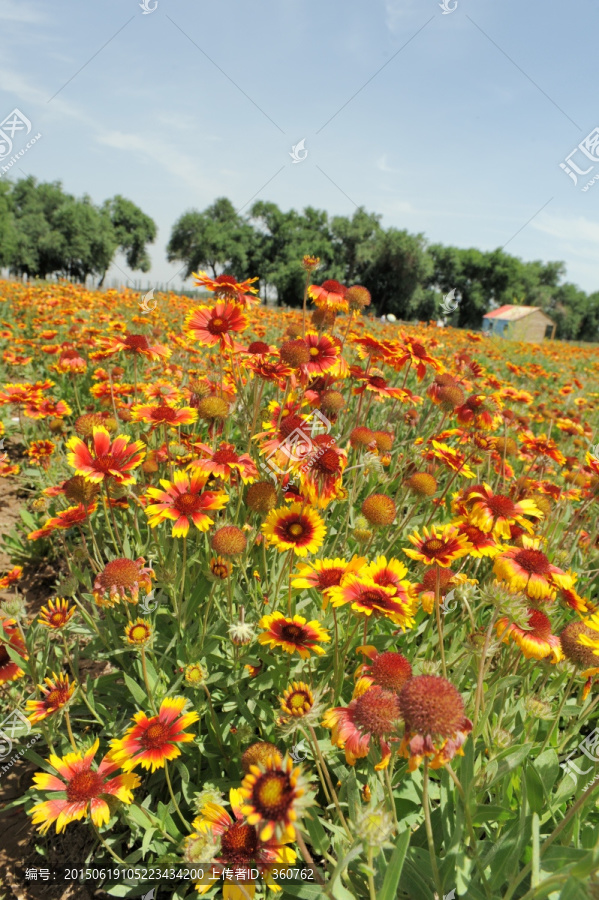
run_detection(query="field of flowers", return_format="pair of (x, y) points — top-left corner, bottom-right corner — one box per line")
(1, 268), (599, 900)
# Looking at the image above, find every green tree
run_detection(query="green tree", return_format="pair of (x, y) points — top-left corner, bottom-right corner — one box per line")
(0, 180), (16, 268)
(247, 202), (337, 306)
(330, 207), (383, 285)
(167, 197), (252, 280)
(363, 228), (433, 318)
(102, 195), (157, 285)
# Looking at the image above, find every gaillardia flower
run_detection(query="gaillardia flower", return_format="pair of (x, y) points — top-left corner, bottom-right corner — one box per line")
(93, 557), (154, 607)
(185, 302), (248, 349)
(496, 608), (563, 663)
(38, 598), (76, 629)
(26, 672), (76, 723)
(66, 426), (145, 486)
(404, 524), (473, 568)
(239, 754), (313, 841)
(356, 645), (412, 693)
(323, 684), (401, 769)
(462, 483), (542, 539)
(191, 787), (296, 896)
(279, 682), (315, 719)
(258, 612), (330, 659)
(328, 574), (416, 630)
(145, 470), (229, 538)
(0, 619), (27, 685)
(494, 536), (573, 601)
(30, 739), (140, 833)
(398, 675), (472, 771)
(110, 697), (199, 772)
(262, 503), (326, 556)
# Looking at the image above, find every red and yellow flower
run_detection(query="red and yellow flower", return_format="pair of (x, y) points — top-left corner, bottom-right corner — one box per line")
(404, 524), (473, 568)
(462, 483), (542, 539)
(191, 787), (296, 897)
(328, 574), (416, 630)
(189, 442), (258, 484)
(494, 536), (573, 602)
(130, 402), (197, 429)
(110, 697), (199, 772)
(497, 608), (563, 662)
(30, 740), (140, 833)
(258, 612), (330, 659)
(38, 598), (76, 629)
(239, 754), (312, 841)
(398, 675), (472, 771)
(262, 503), (326, 556)
(323, 684), (400, 769)
(145, 470), (229, 538)
(185, 302), (248, 349)
(26, 672), (76, 723)
(0, 619), (27, 684)
(66, 426), (145, 486)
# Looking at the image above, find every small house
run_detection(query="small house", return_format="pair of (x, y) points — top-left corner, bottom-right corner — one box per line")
(482, 305), (556, 342)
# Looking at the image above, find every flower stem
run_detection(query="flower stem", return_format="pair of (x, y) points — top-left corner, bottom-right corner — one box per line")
(164, 759), (191, 833)
(422, 760), (444, 900)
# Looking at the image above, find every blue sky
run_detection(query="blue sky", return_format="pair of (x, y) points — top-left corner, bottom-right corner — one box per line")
(0, 0), (598, 294)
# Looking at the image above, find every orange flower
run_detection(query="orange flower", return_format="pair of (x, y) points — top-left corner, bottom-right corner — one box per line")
(145, 469), (229, 537)
(308, 280), (348, 313)
(26, 672), (75, 723)
(99, 333), (171, 361)
(404, 524), (473, 568)
(494, 536), (573, 601)
(0, 618), (27, 684)
(462, 483), (542, 540)
(189, 442), (258, 484)
(130, 403), (197, 429)
(193, 271), (259, 298)
(185, 302), (248, 349)
(323, 685), (400, 769)
(30, 740), (140, 833)
(497, 608), (562, 662)
(66, 427), (145, 486)
(110, 697), (199, 772)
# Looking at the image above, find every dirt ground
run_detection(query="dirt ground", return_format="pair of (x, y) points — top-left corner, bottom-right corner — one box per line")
(0, 451), (98, 900)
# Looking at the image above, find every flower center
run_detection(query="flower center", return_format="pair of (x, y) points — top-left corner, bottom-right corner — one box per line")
(252, 773), (293, 820)
(288, 523), (304, 537)
(175, 493), (202, 514)
(317, 568), (344, 590)
(66, 770), (104, 802)
(309, 347), (319, 357)
(370, 376), (387, 389)
(129, 625), (149, 642)
(289, 690), (311, 711)
(125, 334), (150, 351)
(208, 316), (229, 334)
(280, 623), (304, 641)
(0, 646), (8, 666)
(353, 689), (399, 736)
(213, 448), (239, 465)
(49, 612), (66, 626)
(314, 448), (340, 475)
(141, 721), (169, 749)
(424, 539), (444, 553)
(153, 405), (177, 423)
(515, 549), (550, 575)
(94, 454), (118, 474)
(487, 495), (516, 517)
(220, 822), (259, 862)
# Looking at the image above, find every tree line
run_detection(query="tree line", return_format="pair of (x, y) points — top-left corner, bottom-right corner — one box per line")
(1, 178), (597, 340)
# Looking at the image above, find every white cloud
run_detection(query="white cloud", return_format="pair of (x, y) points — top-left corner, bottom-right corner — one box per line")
(0, 1), (46, 24)
(532, 212), (599, 248)
(376, 153), (400, 174)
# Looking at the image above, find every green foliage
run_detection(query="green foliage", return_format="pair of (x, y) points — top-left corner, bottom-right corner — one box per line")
(0, 176), (156, 283)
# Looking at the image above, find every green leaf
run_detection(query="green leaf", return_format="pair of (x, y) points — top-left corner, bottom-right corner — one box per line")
(526, 764), (545, 814)
(484, 744), (533, 790)
(123, 673), (147, 707)
(304, 808), (330, 857)
(378, 829), (410, 900)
